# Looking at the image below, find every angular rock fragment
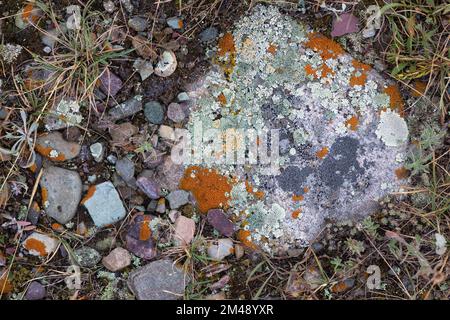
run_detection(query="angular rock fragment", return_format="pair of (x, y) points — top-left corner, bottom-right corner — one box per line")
(23, 232), (60, 257)
(207, 239), (234, 261)
(99, 68), (123, 97)
(166, 190), (189, 209)
(128, 259), (186, 300)
(102, 247), (131, 271)
(36, 132), (81, 161)
(40, 166), (82, 224)
(125, 214), (157, 259)
(128, 17), (148, 32)
(73, 247), (102, 267)
(82, 181), (126, 227)
(207, 209), (235, 237)
(173, 215), (195, 245)
(136, 176), (160, 199)
(108, 96), (143, 120)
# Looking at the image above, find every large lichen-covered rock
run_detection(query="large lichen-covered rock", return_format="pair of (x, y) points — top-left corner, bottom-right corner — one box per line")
(178, 5), (409, 253)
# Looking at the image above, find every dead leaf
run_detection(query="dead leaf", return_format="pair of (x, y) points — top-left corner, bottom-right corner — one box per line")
(131, 35), (158, 60)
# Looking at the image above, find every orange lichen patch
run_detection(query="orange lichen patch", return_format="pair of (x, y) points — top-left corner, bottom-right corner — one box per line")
(245, 181), (264, 200)
(217, 92), (227, 105)
(291, 209), (301, 219)
(29, 163), (37, 173)
(22, 3), (34, 20)
(320, 64), (335, 78)
(237, 229), (257, 249)
(304, 64), (318, 78)
(215, 33), (236, 81)
(23, 238), (47, 256)
(178, 20), (184, 29)
(305, 32), (344, 61)
(411, 80), (427, 97)
(218, 33), (235, 56)
(395, 167), (409, 180)
(303, 187), (310, 193)
(267, 43), (277, 55)
(81, 185), (96, 205)
(316, 147), (329, 159)
(41, 187), (48, 204)
(331, 281), (351, 293)
(345, 115), (359, 131)
(32, 201), (40, 212)
(349, 60), (371, 87)
(305, 63), (334, 79)
(139, 218), (152, 241)
(180, 166), (234, 213)
(292, 194), (304, 201)
(384, 85), (405, 116)
(51, 223), (64, 232)
(0, 275), (13, 294)
(35, 145), (66, 161)
(22, 3), (40, 24)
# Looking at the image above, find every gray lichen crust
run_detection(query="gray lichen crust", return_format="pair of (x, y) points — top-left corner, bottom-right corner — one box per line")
(184, 5), (409, 253)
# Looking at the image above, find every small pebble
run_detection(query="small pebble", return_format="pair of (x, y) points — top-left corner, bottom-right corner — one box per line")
(166, 17), (183, 30)
(207, 239), (234, 261)
(115, 157), (135, 182)
(177, 92), (189, 102)
(166, 190), (190, 209)
(167, 102), (185, 123)
(103, 0), (116, 12)
(158, 125), (175, 140)
(25, 281), (46, 300)
(144, 101), (165, 124)
(199, 27), (218, 43)
(128, 17), (148, 32)
(74, 247), (101, 267)
(133, 58), (154, 81)
(154, 50), (177, 77)
(102, 247), (131, 271)
(90, 142), (104, 162)
(136, 176), (160, 199)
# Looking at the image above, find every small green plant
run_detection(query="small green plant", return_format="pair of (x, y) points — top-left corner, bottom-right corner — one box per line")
(380, 0), (449, 119)
(362, 216), (379, 238)
(28, 0), (132, 108)
(345, 238), (365, 256)
(330, 257), (344, 273)
(405, 124), (445, 176)
(1, 110), (38, 168)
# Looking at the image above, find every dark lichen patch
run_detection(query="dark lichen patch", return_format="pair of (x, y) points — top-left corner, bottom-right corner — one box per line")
(318, 137), (364, 189)
(276, 166), (314, 195)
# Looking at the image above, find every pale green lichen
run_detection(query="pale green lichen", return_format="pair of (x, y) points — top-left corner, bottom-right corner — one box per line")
(0, 44), (23, 64)
(376, 109), (409, 147)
